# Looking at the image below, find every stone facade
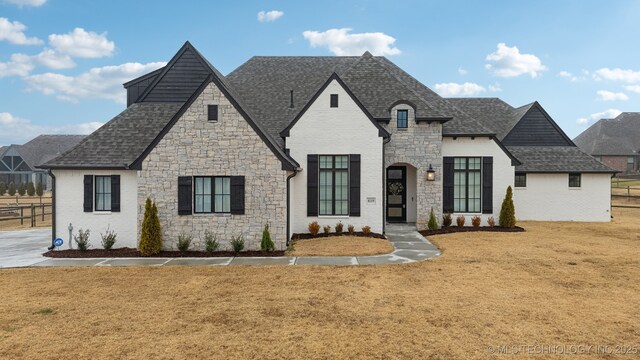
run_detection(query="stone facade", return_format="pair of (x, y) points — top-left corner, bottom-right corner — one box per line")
(137, 82), (289, 251)
(382, 103), (443, 224)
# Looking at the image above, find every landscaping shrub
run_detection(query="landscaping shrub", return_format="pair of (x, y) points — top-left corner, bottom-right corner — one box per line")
(347, 224), (355, 234)
(442, 213), (452, 228)
(7, 182), (15, 196)
(231, 235), (245, 253)
(74, 229), (90, 251)
(308, 221), (320, 236)
(335, 222), (344, 234)
(487, 216), (496, 227)
(471, 215), (481, 228)
(204, 230), (219, 253)
(428, 208), (438, 230)
(139, 198), (163, 256)
(499, 186), (516, 228)
(456, 215), (465, 227)
(0, 182), (5, 196)
(100, 228), (117, 250)
(36, 181), (43, 197)
(323, 225), (331, 234)
(362, 226), (371, 235)
(261, 223), (275, 251)
(27, 181), (35, 196)
(177, 233), (192, 252)
(18, 182), (25, 196)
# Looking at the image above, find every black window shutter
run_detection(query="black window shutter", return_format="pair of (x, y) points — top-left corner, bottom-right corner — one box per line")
(230, 176), (245, 215)
(307, 155), (318, 216)
(482, 157), (493, 214)
(111, 175), (121, 212)
(349, 154), (361, 217)
(83, 175), (93, 212)
(443, 157), (454, 213)
(178, 176), (192, 215)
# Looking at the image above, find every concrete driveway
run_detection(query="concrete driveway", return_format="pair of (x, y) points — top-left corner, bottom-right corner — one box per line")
(0, 229), (51, 268)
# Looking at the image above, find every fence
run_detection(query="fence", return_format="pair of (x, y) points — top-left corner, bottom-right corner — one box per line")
(0, 203), (52, 228)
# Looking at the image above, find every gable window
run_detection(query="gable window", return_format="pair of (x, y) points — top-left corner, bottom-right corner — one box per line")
(207, 105), (218, 122)
(194, 176), (230, 213)
(569, 173), (581, 188)
(95, 176), (112, 211)
(514, 173), (527, 188)
(454, 157), (481, 212)
(330, 94), (339, 108)
(319, 155), (349, 215)
(397, 110), (408, 129)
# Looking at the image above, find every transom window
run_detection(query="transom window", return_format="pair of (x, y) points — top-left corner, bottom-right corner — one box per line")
(95, 176), (112, 212)
(569, 173), (581, 188)
(514, 173), (527, 188)
(397, 110), (408, 129)
(194, 176), (230, 213)
(319, 155), (349, 215)
(454, 157), (481, 212)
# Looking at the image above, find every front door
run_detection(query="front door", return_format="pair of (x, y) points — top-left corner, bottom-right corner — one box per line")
(386, 166), (406, 222)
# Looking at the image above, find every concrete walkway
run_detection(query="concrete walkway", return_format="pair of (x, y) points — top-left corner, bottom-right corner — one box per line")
(2, 225), (440, 268)
(0, 229), (51, 268)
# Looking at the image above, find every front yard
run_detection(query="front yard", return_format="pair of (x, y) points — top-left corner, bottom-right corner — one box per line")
(0, 208), (638, 359)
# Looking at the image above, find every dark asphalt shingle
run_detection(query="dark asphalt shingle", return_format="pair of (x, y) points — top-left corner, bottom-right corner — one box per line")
(574, 113), (640, 155)
(508, 146), (616, 173)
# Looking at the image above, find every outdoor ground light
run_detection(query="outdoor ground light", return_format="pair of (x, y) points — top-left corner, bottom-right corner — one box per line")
(426, 164), (436, 181)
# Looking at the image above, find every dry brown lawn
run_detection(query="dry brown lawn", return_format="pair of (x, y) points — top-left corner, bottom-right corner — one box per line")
(0, 209), (639, 359)
(287, 236), (394, 256)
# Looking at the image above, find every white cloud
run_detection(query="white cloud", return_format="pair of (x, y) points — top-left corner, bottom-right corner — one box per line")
(557, 70), (583, 82)
(624, 85), (640, 94)
(485, 43), (547, 78)
(457, 67), (467, 76)
(0, 17), (43, 45)
(576, 109), (622, 126)
(2, 0), (46, 7)
(24, 61), (167, 103)
(48, 28), (115, 58)
(0, 49), (74, 78)
(302, 28), (401, 56)
(0, 112), (101, 146)
(0, 53), (34, 78)
(596, 90), (629, 101)
(488, 83), (502, 92)
(32, 48), (75, 69)
(594, 68), (640, 83)
(434, 82), (486, 97)
(257, 10), (284, 23)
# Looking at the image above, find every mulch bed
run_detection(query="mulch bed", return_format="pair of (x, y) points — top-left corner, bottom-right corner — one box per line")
(291, 231), (386, 240)
(43, 248), (285, 258)
(419, 226), (525, 236)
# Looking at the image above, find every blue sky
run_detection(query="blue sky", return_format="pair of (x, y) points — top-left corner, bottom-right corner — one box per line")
(1, 0), (639, 146)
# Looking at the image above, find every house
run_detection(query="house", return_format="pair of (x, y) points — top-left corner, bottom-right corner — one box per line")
(41, 42), (616, 250)
(1, 135), (85, 191)
(574, 113), (640, 174)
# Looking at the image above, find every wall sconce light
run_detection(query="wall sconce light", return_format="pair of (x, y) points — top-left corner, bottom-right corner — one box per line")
(426, 164), (436, 181)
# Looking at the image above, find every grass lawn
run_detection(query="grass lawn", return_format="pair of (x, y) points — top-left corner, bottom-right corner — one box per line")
(287, 236), (394, 256)
(0, 209), (639, 359)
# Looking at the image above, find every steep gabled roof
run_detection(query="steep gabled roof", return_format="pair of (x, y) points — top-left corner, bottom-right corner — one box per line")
(446, 98), (516, 139)
(502, 102), (574, 147)
(574, 112), (640, 156)
(19, 135), (85, 169)
(509, 146), (616, 173)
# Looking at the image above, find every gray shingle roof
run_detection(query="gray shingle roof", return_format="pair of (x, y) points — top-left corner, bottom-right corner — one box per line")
(508, 146), (616, 173)
(19, 135), (85, 169)
(574, 113), (640, 155)
(446, 98), (533, 140)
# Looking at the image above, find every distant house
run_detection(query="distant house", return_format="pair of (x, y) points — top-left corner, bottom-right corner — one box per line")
(574, 113), (640, 174)
(0, 135), (85, 190)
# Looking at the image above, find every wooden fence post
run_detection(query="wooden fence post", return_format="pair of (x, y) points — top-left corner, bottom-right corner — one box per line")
(20, 207), (23, 225)
(42, 203), (45, 221)
(31, 204), (35, 227)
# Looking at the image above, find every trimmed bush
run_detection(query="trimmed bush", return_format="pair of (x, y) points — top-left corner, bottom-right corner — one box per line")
(442, 213), (452, 228)
(428, 208), (438, 230)
(231, 235), (245, 253)
(487, 216), (496, 227)
(17, 182), (25, 196)
(204, 230), (219, 253)
(362, 226), (371, 235)
(471, 215), (481, 228)
(499, 186), (516, 228)
(139, 198), (163, 256)
(8, 182), (16, 196)
(261, 223), (275, 252)
(308, 221), (320, 236)
(323, 225), (331, 234)
(347, 224), (355, 234)
(36, 181), (43, 197)
(456, 215), (465, 227)
(0, 182), (5, 196)
(177, 233), (192, 252)
(27, 181), (35, 196)
(100, 228), (117, 250)
(335, 222), (344, 235)
(74, 229), (90, 251)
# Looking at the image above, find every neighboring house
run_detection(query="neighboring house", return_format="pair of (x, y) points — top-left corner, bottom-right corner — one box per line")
(41, 42), (616, 250)
(1, 135), (85, 191)
(574, 113), (640, 174)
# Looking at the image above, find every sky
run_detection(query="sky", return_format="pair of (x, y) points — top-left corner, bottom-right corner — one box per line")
(1, 0), (639, 146)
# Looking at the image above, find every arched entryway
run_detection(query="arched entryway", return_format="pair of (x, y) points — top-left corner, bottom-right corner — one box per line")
(386, 163), (418, 224)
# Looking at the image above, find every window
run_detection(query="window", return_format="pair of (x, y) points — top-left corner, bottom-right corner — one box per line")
(514, 173), (527, 188)
(330, 94), (339, 108)
(319, 155), (349, 215)
(207, 105), (218, 121)
(397, 110), (408, 129)
(194, 176), (230, 213)
(95, 176), (112, 211)
(569, 173), (581, 188)
(454, 157), (481, 212)
(627, 157), (635, 172)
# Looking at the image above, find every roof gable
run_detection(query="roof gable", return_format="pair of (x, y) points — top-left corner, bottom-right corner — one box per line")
(502, 102), (574, 147)
(574, 113), (640, 155)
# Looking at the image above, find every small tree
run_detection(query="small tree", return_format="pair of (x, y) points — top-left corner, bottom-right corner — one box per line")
(27, 181), (35, 196)
(427, 208), (438, 230)
(139, 198), (162, 256)
(0, 182), (5, 196)
(8, 182), (15, 196)
(17, 182), (25, 196)
(499, 186), (516, 228)
(36, 181), (43, 198)
(260, 223), (275, 252)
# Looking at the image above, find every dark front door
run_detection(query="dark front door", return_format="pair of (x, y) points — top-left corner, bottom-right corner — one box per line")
(386, 166), (406, 222)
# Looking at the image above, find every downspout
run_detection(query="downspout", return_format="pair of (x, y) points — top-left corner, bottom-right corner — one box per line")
(382, 136), (391, 234)
(47, 169), (56, 250)
(286, 169), (299, 247)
